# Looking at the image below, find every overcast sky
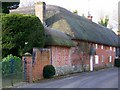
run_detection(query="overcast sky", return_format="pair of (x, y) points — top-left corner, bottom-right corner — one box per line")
(20, 0), (120, 33)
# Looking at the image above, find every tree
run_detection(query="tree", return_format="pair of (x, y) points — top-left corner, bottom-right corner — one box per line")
(2, 14), (45, 58)
(2, 2), (19, 13)
(73, 10), (78, 14)
(98, 16), (109, 27)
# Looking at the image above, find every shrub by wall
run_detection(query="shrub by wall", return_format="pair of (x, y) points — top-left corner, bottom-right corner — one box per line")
(43, 65), (55, 78)
(2, 14), (45, 58)
(114, 58), (120, 67)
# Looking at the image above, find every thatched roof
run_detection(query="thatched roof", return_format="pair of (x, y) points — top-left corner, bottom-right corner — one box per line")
(45, 5), (118, 47)
(45, 27), (74, 47)
(10, 5), (118, 47)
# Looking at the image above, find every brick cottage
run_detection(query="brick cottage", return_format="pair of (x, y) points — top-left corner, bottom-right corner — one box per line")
(10, 2), (118, 81)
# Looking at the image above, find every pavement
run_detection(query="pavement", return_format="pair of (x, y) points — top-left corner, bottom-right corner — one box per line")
(11, 67), (119, 88)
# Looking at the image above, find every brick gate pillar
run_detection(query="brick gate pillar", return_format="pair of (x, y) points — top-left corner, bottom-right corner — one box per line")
(22, 53), (32, 82)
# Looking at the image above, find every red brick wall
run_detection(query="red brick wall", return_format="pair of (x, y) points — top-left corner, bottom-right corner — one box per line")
(94, 44), (115, 68)
(22, 43), (116, 82)
(51, 46), (71, 67)
(22, 48), (51, 82)
(70, 40), (116, 71)
(70, 41), (90, 71)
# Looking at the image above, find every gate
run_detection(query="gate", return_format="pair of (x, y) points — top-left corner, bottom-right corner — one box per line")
(2, 57), (24, 88)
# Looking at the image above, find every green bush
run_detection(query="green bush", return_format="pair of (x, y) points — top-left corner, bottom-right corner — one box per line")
(43, 65), (55, 78)
(114, 58), (120, 67)
(2, 14), (45, 58)
(2, 54), (22, 76)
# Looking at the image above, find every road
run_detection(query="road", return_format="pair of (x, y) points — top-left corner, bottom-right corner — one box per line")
(17, 67), (118, 88)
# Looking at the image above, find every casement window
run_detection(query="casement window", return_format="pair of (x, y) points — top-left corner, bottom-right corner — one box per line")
(102, 55), (104, 62)
(95, 44), (98, 49)
(109, 56), (112, 62)
(95, 55), (99, 64)
(101, 45), (103, 49)
(110, 47), (112, 51)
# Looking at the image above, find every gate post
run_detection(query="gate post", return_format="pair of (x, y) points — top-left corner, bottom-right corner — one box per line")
(9, 58), (14, 86)
(23, 57), (27, 81)
(22, 53), (32, 82)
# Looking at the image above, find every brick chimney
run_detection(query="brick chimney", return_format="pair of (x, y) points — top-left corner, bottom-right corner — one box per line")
(35, 2), (46, 25)
(87, 15), (93, 21)
(87, 12), (93, 21)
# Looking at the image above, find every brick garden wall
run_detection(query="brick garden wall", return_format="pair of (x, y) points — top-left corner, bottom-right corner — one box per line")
(22, 48), (51, 82)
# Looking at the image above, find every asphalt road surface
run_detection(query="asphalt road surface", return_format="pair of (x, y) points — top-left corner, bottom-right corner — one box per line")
(17, 67), (118, 88)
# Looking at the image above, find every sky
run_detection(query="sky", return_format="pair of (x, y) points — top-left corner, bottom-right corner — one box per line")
(20, 0), (120, 33)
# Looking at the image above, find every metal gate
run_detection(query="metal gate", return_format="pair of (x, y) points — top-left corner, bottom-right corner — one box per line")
(2, 58), (24, 88)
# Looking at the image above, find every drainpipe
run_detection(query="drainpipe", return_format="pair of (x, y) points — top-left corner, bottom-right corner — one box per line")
(50, 47), (52, 65)
(118, 1), (120, 58)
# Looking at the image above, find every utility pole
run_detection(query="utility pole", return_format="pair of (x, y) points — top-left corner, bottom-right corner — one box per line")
(118, 1), (120, 58)
(118, 1), (120, 33)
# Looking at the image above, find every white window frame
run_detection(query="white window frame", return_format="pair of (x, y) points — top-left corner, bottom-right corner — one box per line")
(113, 47), (116, 52)
(95, 55), (99, 64)
(110, 47), (112, 51)
(101, 45), (103, 49)
(95, 44), (98, 49)
(109, 56), (112, 62)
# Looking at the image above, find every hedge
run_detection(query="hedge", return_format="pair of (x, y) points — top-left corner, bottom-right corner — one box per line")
(114, 58), (120, 67)
(2, 54), (22, 76)
(2, 13), (45, 58)
(43, 65), (55, 78)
